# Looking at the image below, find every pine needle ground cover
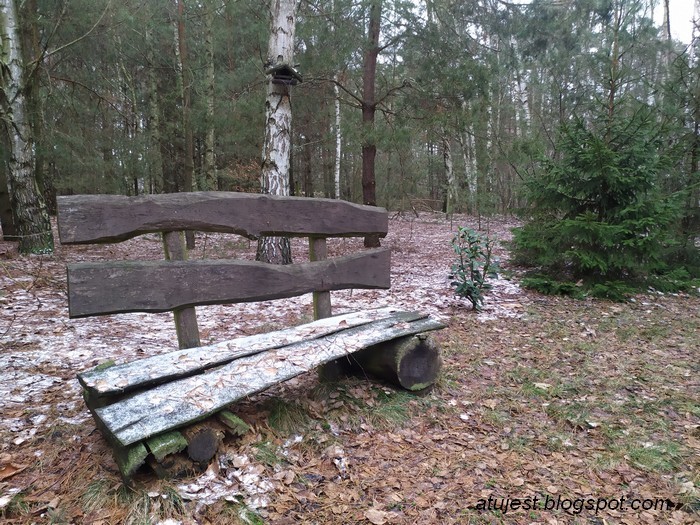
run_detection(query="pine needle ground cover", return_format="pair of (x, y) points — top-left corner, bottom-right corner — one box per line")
(0, 216), (698, 524)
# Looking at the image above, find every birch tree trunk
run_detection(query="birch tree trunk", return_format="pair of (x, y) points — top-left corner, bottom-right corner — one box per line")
(334, 79), (342, 199)
(442, 129), (456, 216)
(256, 0), (299, 265)
(0, 132), (16, 237)
(0, 0), (53, 253)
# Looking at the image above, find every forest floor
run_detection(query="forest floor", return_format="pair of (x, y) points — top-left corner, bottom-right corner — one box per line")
(0, 213), (698, 525)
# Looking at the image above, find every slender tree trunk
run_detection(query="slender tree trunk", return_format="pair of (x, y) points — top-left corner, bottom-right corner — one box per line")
(442, 129), (456, 216)
(145, 27), (164, 194)
(334, 79), (342, 199)
(256, 0), (298, 264)
(176, 0), (195, 248)
(0, 0), (53, 253)
(203, 0), (216, 190)
(362, 0), (381, 248)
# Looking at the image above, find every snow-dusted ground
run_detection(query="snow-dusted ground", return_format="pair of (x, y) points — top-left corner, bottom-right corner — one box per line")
(0, 213), (526, 460)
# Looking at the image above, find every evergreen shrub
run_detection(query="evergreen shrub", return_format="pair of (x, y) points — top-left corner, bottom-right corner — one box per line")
(512, 109), (698, 300)
(450, 227), (498, 311)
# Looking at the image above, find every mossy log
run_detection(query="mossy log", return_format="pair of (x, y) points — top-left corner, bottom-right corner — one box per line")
(345, 333), (442, 391)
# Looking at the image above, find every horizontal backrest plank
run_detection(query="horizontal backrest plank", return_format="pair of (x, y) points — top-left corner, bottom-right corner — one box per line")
(67, 248), (390, 318)
(57, 191), (388, 244)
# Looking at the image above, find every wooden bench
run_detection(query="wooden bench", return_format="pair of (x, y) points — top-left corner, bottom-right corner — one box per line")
(57, 191), (444, 480)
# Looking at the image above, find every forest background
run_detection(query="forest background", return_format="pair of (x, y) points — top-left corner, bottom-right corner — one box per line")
(1, 0), (699, 283)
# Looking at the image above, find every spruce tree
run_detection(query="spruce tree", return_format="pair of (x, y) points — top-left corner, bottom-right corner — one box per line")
(512, 105), (688, 298)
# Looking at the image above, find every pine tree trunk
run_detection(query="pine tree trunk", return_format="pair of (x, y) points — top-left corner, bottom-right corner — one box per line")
(203, 0), (216, 191)
(0, 0), (53, 254)
(146, 26), (165, 194)
(362, 0), (381, 248)
(176, 0), (195, 249)
(256, 0), (298, 265)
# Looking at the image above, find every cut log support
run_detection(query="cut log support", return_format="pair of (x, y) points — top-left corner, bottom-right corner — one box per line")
(113, 442), (149, 480)
(182, 423), (225, 465)
(345, 333), (443, 391)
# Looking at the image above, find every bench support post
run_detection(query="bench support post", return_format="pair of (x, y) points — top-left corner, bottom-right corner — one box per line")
(309, 236), (332, 320)
(163, 231), (201, 349)
(309, 236), (342, 380)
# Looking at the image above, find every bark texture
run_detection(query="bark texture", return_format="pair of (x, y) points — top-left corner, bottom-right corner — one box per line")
(257, 0), (299, 264)
(362, 0), (381, 248)
(0, 0), (53, 253)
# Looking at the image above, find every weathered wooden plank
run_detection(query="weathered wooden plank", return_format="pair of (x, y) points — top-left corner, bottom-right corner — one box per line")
(96, 313), (445, 446)
(78, 307), (406, 398)
(163, 231), (200, 349)
(57, 192), (388, 244)
(67, 248), (390, 318)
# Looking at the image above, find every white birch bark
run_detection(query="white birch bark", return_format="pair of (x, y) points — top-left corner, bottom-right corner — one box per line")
(334, 77), (341, 199)
(692, 0), (700, 62)
(0, 0), (53, 253)
(256, 0), (299, 264)
(459, 99), (477, 202)
(442, 129), (456, 216)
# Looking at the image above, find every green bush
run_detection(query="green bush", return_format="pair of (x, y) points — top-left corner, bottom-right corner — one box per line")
(450, 227), (498, 311)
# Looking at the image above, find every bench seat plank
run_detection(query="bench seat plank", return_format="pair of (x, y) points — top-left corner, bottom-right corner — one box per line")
(67, 248), (390, 318)
(57, 192), (388, 244)
(96, 313), (445, 446)
(79, 307), (406, 399)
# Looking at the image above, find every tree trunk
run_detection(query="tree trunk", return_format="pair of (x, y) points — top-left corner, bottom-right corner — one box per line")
(145, 27), (164, 194)
(442, 129), (456, 216)
(0, 0), (53, 254)
(362, 0), (381, 248)
(334, 79), (342, 199)
(203, 0), (216, 191)
(19, 0), (52, 212)
(176, 0), (195, 249)
(256, 0), (299, 265)
(0, 132), (17, 238)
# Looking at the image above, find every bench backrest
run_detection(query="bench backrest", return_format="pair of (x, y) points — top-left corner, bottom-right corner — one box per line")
(57, 191), (390, 349)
